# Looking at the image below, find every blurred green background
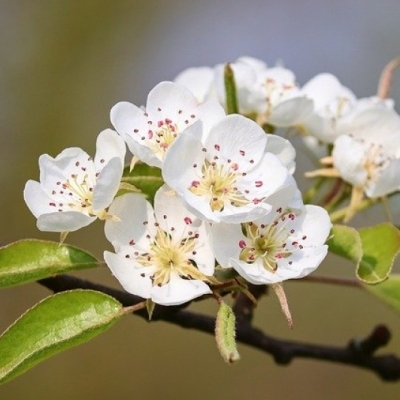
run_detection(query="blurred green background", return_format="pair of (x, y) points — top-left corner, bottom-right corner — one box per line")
(1, 1), (400, 398)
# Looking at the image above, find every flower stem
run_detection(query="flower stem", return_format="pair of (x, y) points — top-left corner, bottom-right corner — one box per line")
(329, 197), (377, 223)
(122, 301), (147, 314)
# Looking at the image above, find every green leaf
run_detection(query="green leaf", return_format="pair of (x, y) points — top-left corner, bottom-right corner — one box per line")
(224, 63), (239, 115)
(327, 223), (400, 285)
(215, 301), (240, 363)
(0, 290), (124, 385)
(121, 162), (163, 202)
(0, 240), (99, 288)
(357, 223), (400, 284)
(327, 224), (363, 263)
(364, 274), (400, 314)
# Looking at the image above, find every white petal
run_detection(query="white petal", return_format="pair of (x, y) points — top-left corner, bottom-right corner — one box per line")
(146, 81), (198, 119)
(154, 184), (200, 241)
(268, 97), (313, 127)
(162, 121), (205, 195)
(151, 274), (211, 306)
(365, 158), (400, 198)
(332, 135), (367, 186)
(217, 201), (272, 224)
(37, 212), (95, 232)
(190, 233), (215, 276)
(94, 129), (126, 170)
(39, 149), (87, 187)
(301, 113), (334, 143)
(204, 115), (267, 172)
(110, 102), (161, 166)
(105, 193), (156, 250)
(209, 223), (244, 268)
(302, 73), (356, 107)
(24, 180), (54, 218)
(174, 66), (215, 103)
(264, 135), (296, 173)
(239, 152), (290, 199)
(276, 246), (329, 279)
(92, 157), (124, 212)
(110, 101), (146, 140)
(260, 175), (302, 213)
(230, 258), (278, 285)
(288, 205), (332, 247)
(104, 251), (152, 299)
(195, 100), (226, 138)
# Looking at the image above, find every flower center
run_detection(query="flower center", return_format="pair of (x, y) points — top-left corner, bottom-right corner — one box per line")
(239, 209), (302, 271)
(49, 164), (96, 216)
(324, 95), (352, 120)
(135, 227), (207, 287)
(63, 174), (95, 214)
(264, 78), (296, 114)
(189, 160), (249, 211)
(362, 142), (392, 184)
(48, 158), (115, 220)
(148, 118), (179, 160)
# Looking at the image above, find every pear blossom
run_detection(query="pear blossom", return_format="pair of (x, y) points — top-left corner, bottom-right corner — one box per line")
(332, 106), (400, 198)
(229, 57), (313, 127)
(104, 185), (215, 306)
(24, 129), (126, 232)
(300, 73), (357, 143)
(209, 193), (331, 285)
(110, 81), (225, 168)
(163, 114), (295, 224)
(174, 56), (313, 128)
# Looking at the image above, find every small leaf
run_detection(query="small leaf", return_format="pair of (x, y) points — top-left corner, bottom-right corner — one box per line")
(357, 223), (400, 284)
(0, 240), (99, 288)
(121, 163), (163, 202)
(364, 274), (400, 314)
(0, 290), (123, 385)
(215, 301), (240, 363)
(224, 63), (239, 115)
(327, 224), (363, 263)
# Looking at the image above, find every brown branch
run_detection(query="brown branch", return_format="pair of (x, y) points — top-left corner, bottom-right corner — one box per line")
(38, 274), (400, 382)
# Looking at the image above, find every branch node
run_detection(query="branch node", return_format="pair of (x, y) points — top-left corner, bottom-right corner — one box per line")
(349, 324), (391, 357)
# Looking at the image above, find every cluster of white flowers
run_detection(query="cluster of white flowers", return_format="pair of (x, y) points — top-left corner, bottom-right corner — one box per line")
(31, 55), (400, 306)
(175, 56), (400, 206)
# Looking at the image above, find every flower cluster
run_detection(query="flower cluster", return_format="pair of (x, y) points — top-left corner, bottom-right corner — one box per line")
(40, 55), (400, 307)
(175, 56), (400, 220)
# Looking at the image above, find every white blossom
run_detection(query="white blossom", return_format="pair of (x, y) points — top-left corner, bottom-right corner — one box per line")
(163, 114), (295, 224)
(24, 129), (126, 232)
(104, 185), (215, 306)
(332, 106), (400, 198)
(210, 195), (331, 285)
(300, 73), (357, 143)
(174, 56), (313, 128)
(110, 81), (225, 168)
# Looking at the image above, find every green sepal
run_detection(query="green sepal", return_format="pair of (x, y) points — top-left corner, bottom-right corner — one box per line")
(0, 290), (123, 385)
(215, 301), (240, 363)
(0, 239), (99, 288)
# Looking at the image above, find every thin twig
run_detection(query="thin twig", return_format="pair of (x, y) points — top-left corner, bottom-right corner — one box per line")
(300, 274), (361, 288)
